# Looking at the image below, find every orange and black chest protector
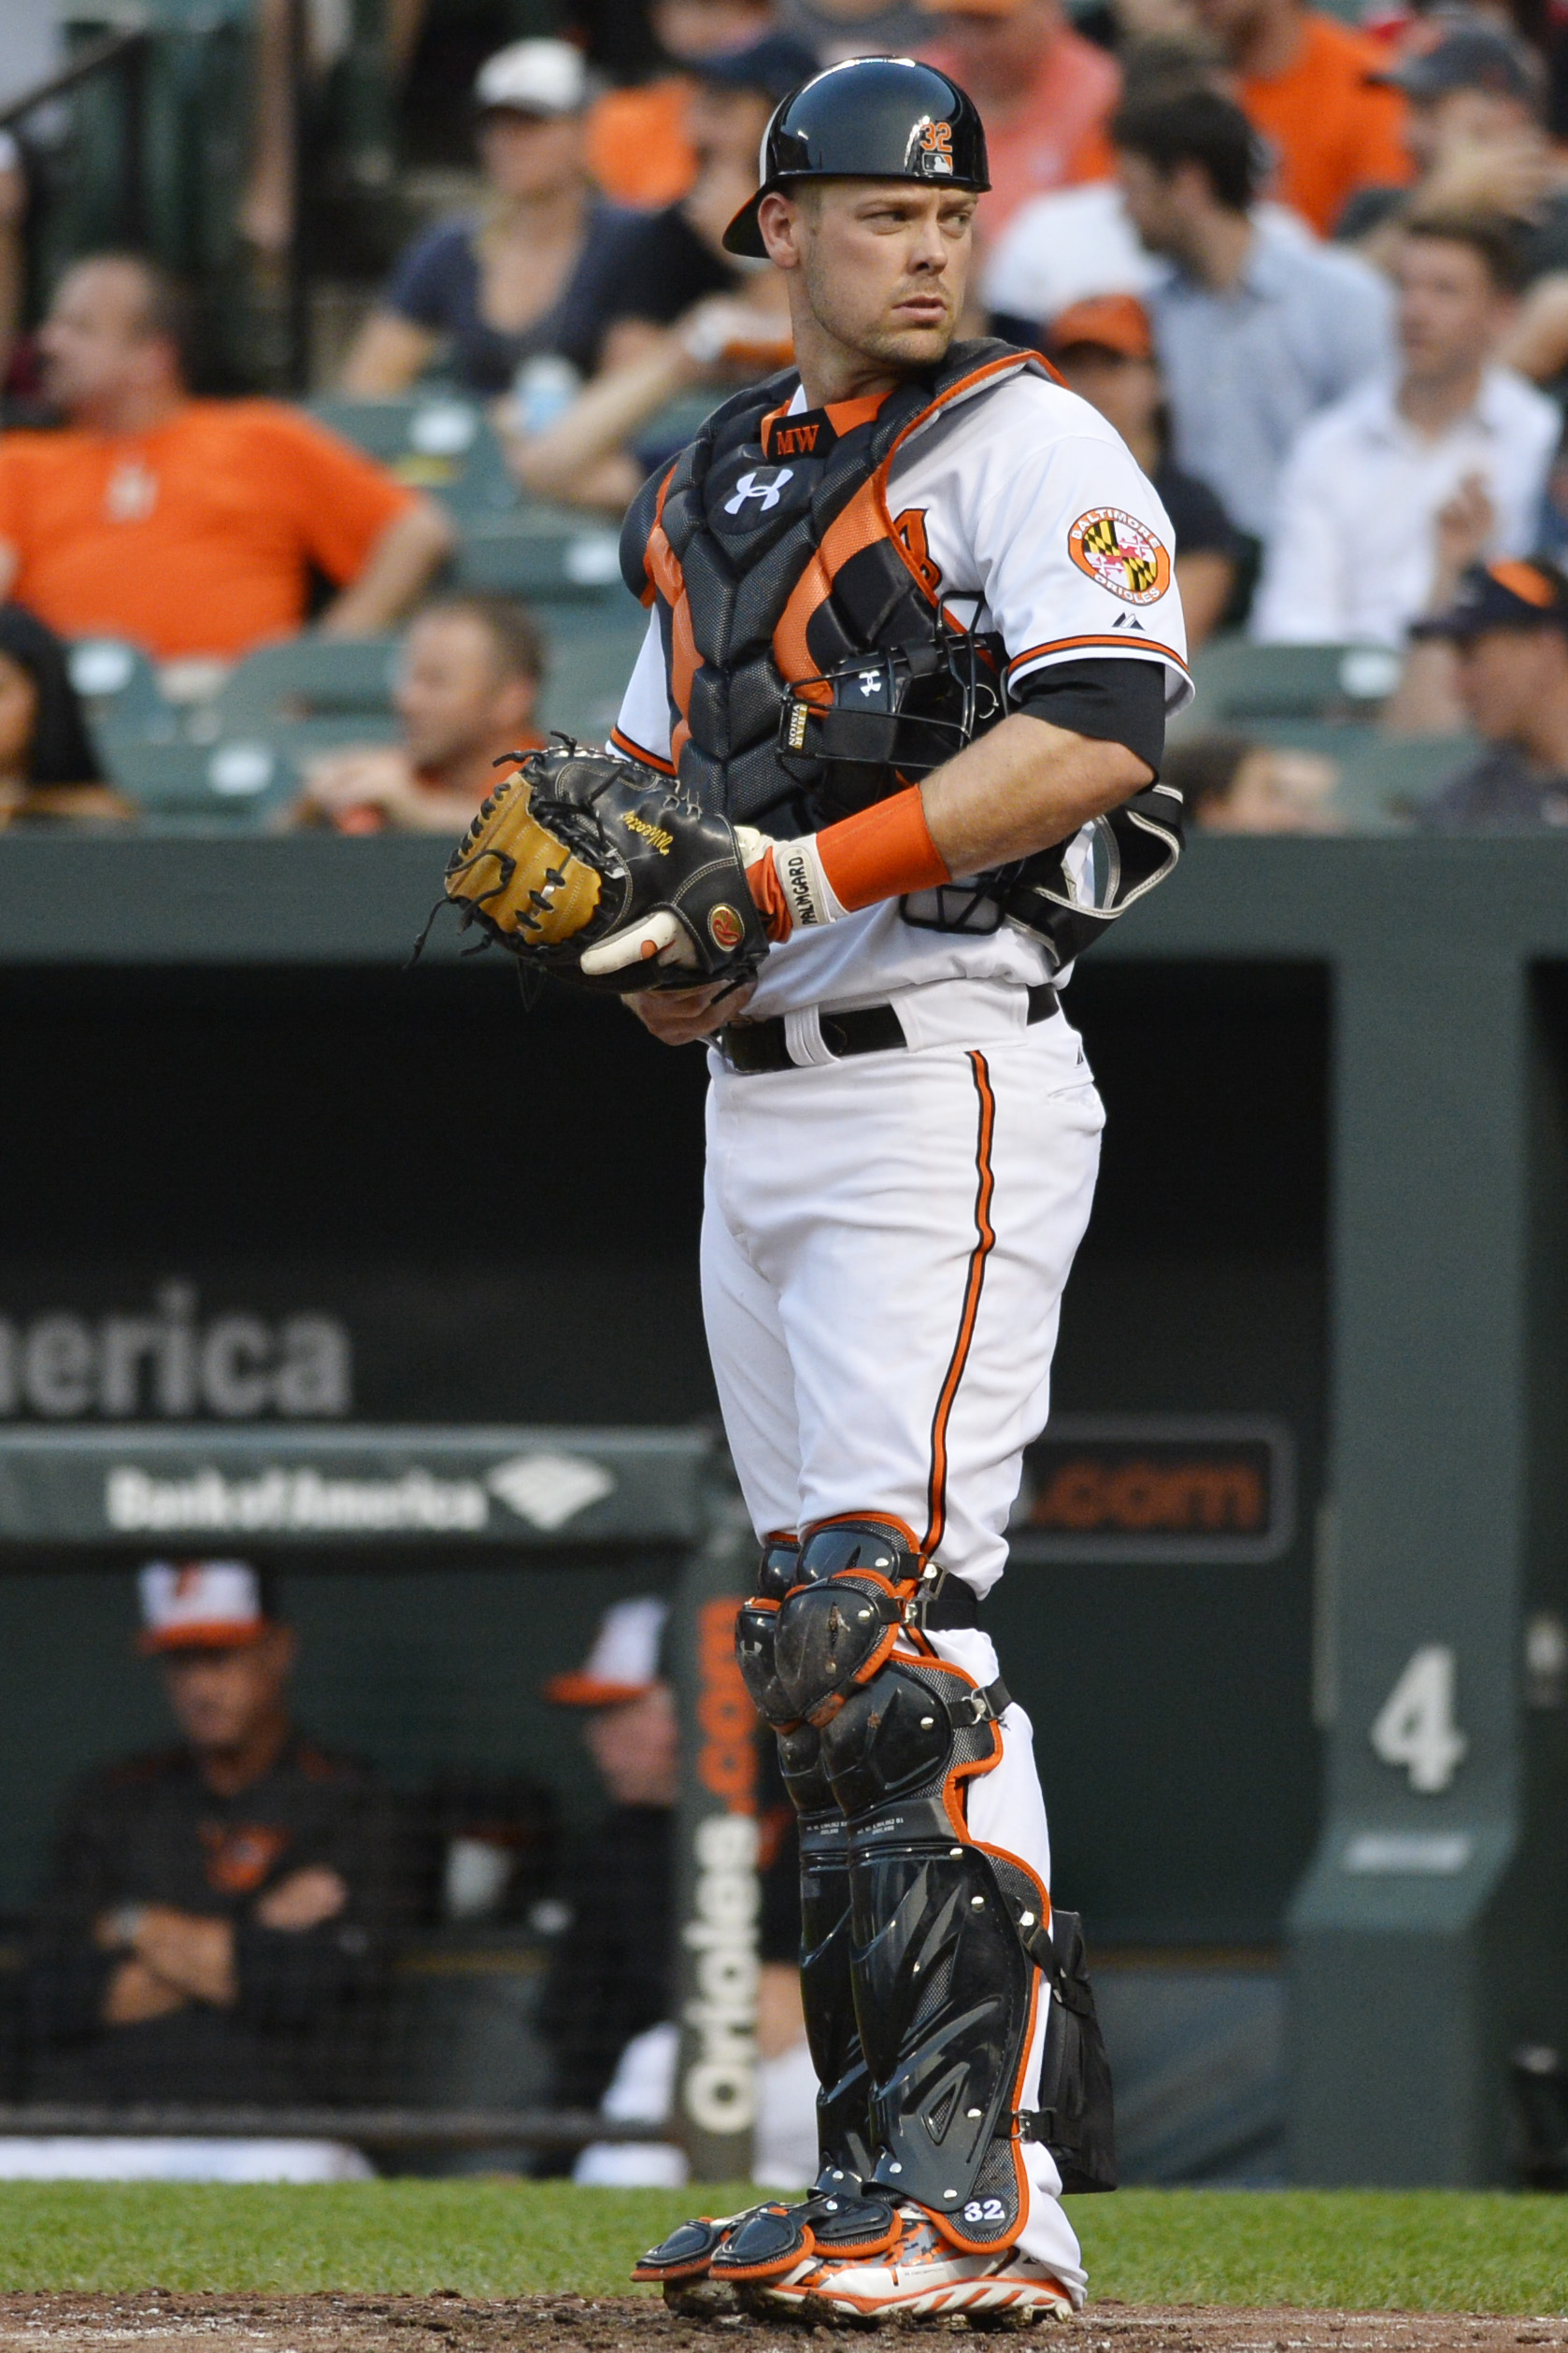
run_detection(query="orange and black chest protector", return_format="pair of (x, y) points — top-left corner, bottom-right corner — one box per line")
(617, 338), (1033, 835)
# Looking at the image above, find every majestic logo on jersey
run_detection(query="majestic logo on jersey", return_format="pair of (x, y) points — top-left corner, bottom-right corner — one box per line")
(723, 467), (796, 515)
(919, 120), (955, 175)
(1069, 507), (1172, 606)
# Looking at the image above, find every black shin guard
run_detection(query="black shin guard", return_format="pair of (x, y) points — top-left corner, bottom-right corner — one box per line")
(761, 1520), (1042, 2256)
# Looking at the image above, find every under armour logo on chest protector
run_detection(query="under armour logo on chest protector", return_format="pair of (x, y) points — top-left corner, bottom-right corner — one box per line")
(722, 466), (796, 516)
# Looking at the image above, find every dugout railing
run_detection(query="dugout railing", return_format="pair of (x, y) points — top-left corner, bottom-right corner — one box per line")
(0, 1423), (759, 2181)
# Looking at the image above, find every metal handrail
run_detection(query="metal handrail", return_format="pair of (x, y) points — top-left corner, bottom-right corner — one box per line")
(0, 32), (150, 135)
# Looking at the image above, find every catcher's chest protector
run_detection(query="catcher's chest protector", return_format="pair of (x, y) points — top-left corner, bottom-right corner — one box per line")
(620, 341), (1046, 833)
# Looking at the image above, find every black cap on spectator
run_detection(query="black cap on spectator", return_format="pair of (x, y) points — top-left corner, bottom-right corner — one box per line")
(1380, 25), (1542, 106)
(695, 33), (822, 104)
(1414, 557), (1568, 641)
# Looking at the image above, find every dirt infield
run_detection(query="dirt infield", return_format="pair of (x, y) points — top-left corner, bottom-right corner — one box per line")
(0, 2298), (1562, 2353)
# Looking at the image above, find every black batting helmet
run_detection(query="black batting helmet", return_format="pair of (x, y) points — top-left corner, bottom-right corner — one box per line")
(722, 56), (990, 258)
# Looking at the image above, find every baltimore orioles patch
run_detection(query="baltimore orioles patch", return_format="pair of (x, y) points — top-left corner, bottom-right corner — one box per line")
(1069, 507), (1172, 606)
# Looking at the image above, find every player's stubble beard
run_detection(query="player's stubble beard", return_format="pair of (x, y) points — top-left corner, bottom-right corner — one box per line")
(795, 236), (962, 382)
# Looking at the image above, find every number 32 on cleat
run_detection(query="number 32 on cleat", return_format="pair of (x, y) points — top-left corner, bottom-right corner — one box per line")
(1370, 1644), (1468, 1792)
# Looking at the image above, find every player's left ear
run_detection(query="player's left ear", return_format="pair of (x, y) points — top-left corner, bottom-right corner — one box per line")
(758, 190), (807, 270)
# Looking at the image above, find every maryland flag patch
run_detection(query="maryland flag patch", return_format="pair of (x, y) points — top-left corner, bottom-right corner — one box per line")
(1069, 507), (1172, 606)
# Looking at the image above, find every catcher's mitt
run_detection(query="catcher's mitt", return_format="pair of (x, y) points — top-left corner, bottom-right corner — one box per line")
(440, 742), (769, 994)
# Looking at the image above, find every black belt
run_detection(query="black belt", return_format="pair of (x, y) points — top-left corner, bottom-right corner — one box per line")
(720, 980), (1060, 1074)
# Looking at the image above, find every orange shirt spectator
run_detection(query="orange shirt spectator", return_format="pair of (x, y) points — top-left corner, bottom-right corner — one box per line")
(585, 0), (776, 207)
(0, 253), (452, 665)
(0, 406), (421, 662)
(1193, 0), (1410, 235)
(587, 77), (699, 208)
(919, 0), (1120, 240)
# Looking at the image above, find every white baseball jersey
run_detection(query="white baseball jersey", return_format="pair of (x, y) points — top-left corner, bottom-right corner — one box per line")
(615, 369), (1192, 1020)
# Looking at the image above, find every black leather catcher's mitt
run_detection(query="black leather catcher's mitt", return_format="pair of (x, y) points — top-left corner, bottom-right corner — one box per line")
(441, 742), (769, 994)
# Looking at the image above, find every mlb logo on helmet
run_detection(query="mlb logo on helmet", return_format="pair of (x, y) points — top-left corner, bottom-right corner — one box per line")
(919, 120), (955, 176)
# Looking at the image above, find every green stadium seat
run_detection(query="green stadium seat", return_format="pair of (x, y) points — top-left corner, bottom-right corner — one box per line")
(308, 398), (520, 521)
(1190, 639), (1405, 724)
(1331, 734), (1477, 831)
(452, 509), (627, 603)
(67, 638), (178, 763)
(103, 734), (302, 827)
(212, 637), (402, 731)
(538, 598), (652, 747)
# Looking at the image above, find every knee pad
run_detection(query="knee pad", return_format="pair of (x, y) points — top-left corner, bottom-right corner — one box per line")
(734, 1533), (801, 1729)
(774, 1518), (919, 1730)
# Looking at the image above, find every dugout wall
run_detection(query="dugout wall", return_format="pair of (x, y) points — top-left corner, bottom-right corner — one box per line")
(0, 833), (1556, 2184)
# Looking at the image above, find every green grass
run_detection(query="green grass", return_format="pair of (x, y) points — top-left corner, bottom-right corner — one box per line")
(0, 2184), (1565, 2313)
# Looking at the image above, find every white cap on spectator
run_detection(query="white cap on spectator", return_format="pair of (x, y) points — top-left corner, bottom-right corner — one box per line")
(138, 1560), (269, 1653)
(545, 1596), (668, 1705)
(474, 38), (587, 118)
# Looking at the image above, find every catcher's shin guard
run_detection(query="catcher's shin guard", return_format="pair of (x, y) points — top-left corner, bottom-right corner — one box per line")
(773, 1519), (1043, 2256)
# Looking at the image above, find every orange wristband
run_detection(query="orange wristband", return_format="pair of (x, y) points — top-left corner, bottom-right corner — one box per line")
(815, 786), (950, 911)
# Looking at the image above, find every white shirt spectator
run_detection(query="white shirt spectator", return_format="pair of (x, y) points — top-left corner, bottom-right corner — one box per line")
(985, 185), (1313, 339)
(1146, 209), (1393, 543)
(984, 182), (1161, 324)
(1251, 366), (1561, 646)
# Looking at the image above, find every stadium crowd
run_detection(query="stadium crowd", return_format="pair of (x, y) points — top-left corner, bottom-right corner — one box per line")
(5, 0), (1568, 833)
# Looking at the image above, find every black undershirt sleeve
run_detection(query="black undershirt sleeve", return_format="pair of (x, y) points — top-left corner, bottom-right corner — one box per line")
(1007, 657), (1168, 779)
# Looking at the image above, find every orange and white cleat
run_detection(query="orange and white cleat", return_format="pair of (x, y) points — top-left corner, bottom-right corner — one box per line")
(735, 2201), (1079, 2326)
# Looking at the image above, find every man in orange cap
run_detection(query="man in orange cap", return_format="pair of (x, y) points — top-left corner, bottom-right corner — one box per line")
(26, 1562), (398, 2104)
(918, 0), (1120, 238)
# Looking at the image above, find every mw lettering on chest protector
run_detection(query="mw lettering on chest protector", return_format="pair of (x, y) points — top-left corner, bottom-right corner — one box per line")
(619, 341), (1047, 834)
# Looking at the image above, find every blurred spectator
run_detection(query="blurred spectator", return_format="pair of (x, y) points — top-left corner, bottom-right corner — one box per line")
(504, 39), (802, 509)
(918, 0), (1120, 241)
(1114, 87), (1394, 551)
(983, 39), (1242, 335)
(0, 257), (454, 668)
(1253, 214), (1556, 646)
(27, 1562), (400, 2104)
(0, 601), (133, 828)
(1166, 728), (1343, 828)
(1190, 0), (1409, 235)
(341, 44), (629, 402)
(1049, 293), (1239, 645)
(535, 1599), (678, 2120)
(1339, 30), (1568, 289)
(292, 594), (547, 834)
(0, 139), (21, 394)
(1410, 557), (1568, 827)
(586, 0), (777, 210)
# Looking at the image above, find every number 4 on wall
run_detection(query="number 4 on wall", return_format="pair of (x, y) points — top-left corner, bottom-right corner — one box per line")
(1370, 1645), (1469, 1792)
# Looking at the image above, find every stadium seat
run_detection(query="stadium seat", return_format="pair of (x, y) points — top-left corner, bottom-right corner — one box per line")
(103, 734), (303, 828)
(1190, 640), (1405, 724)
(308, 398), (520, 522)
(68, 638), (178, 764)
(1331, 734), (1477, 831)
(452, 509), (627, 604)
(539, 598), (653, 747)
(211, 637), (402, 732)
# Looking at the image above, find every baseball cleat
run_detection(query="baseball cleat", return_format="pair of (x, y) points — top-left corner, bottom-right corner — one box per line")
(737, 2201), (1079, 2325)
